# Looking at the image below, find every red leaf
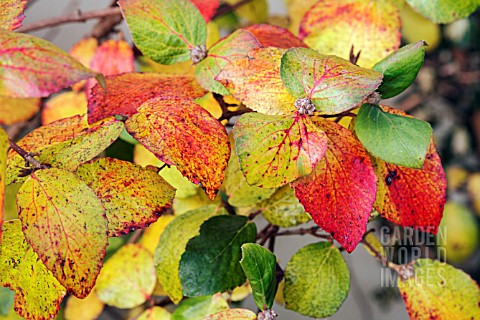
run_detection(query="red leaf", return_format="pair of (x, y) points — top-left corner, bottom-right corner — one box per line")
(0, 0), (27, 31)
(125, 97), (230, 199)
(244, 24), (308, 48)
(87, 73), (206, 123)
(292, 118), (377, 252)
(191, 0), (220, 22)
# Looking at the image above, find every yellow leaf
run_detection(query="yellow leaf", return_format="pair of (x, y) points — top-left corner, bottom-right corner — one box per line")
(65, 291), (104, 320)
(467, 173), (480, 216)
(42, 91), (87, 125)
(226, 0), (268, 24)
(173, 188), (221, 215)
(203, 309), (257, 320)
(0, 97), (40, 125)
(286, 0), (318, 35)
(399, 2), (440, 52)
(137, 307), (171, 320)
(139, 214), (176, 255)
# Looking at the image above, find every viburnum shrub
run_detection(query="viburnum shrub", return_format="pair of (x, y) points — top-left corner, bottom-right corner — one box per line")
(0, 0), (479, 319)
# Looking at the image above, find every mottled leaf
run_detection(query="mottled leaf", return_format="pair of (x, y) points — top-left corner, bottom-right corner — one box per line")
(280, 47), (382, 114)
(233, 112), (327, 188)
(216, 47), (296, 115)
(373, 139), (446, 233)
(195, 29), (261, 94)
(259, 185), (311, 228)
(95, 244), (156, 308)
(42, 91), (87, 125)
(155, 205), (227, 304)
(0, 97), (40, 125)
(119, 0), (207, 64)
(0, 30), (96, 98)
(88, 73), (206, 124)
(292, 117), (377, 252)
(0, 220), (66, 320)
(171, 294), (229, 320)
(191, 0), (220, 22)
(138, 307), (171, 320)
(16, 168), (108, 297)
(373, 41), (426, 99)
(355, 104), (432, 168)
(283, 242), (350, 318)
(179, 215), (257, 296)
(299, 0), (401, 68)
(240, 244), (276, 310)
(0, 128), (7, 242)
(0, 0), (27, 31)
(126, 98), (229, 199)
(204, 309), (257, 320)
(75, 157), (175, 236)
(405, 0), (479, 24)
(65, 292), (104, 320)
(244, 24), (308, 48)
(398, 259), (480, 319)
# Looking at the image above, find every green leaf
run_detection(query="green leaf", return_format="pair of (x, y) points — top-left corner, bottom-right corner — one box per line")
(233, 112), (327, 188)
(179, 215), (257, 296)
(171, 294), (229, 320)
(154, 205), (227, 304)
(283, 242), (350, 318)
(398, 259), (480, 319)
(0, 220), (66, 320)
(0, 287), (15, 316)
(280, 47), (382, 115)
(259, 185), (311, 228)
(355, 104), (432, 168)
(405, 0), (479, 24)
(95, 244), (156, 309)
(373, 41), (426, 99)
(119, 0), (207, 65)
(240, 243), (276, 310)
(16, 168), (108, 298)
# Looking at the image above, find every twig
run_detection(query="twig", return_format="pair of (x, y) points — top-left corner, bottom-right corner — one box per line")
(8, 138), (50, 171)
(268, 226), (279, 252)
(91, 0), (124, 39)
(127, 229), (143, 244)
(276, 226), (330, 239)
(247, 210), (262, 220)
(18, 7), (122, 33)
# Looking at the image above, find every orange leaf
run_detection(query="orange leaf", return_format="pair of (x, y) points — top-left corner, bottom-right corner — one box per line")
(88, 73), (206, 123)
(244, 24), (308, 48)
(191, 0), (220, 22)
(42, 91), (87, 125)
(299, 0), (401, 68)
(125, 98), (230, 199)
(69, 38), (99, 68)
(0, 96), (40, 125)
(0, 0), (27, 31)
(292, 117), (377, 252)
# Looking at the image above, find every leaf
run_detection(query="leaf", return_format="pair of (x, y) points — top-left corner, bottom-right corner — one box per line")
(0, 30), (96, 98)
(244, 24), (308, 48)
(222, 140), (277, 208)
(195, 29), (261, 94)
(354, 104), (432, 168)
(16, 168), (108, 297)
(138, 307), (172, 320)
(0, 287), (15, 316)
(69, 38), (98, 69)
(6, 116), (124, 185)
(64, 292), (105, 320)
(373, 140), (446, 234)
(216, 47), (296, 115)
(75, 158), (175, 236)
(0, 128), (7, 242)
(398, 259), (480, 319)
(226, 0), (268, 24)
(139, 214), (176, 255)
(203, 309), (257, 320)
(399, 3), (441, 51)
(299, 0), (401, 68)
(373, 41), (426, 99)
(286, 0), (318, 35)
(0, 220), (66, 320)
(42, 91), (87, 125)
(405, 0), (479, 24)
(179, 215), (257, 296)
(240, 243), (276, 310)
(171, 294), (229, 320)
(95, 244), (156, 308)
(126, 98), (230, 200)
(280, 47), (383, 115)
(259, 185), (311, 228)
(283, 242), (350, 318)
(87, 73), (206, 124)
(292, 117), (377, 252)
(119, 0), (207, 64)
(191, 0), (220, 22)
(0, 97), (40, 125)
(233, 112), (327, 188)
(467, 173), (480, 215)
(0, 0), (27, 31)
(154, 205), (227, 304)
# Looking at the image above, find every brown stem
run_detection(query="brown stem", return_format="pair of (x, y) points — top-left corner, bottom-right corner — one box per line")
(276, 226), (330, 239)
(248, 210), (262, 220)
(361, 232), (402, 273)
(91, 1), (124, 39)
(8, 139), (49, 170)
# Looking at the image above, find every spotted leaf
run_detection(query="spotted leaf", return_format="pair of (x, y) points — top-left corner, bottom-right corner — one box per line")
(0, 0), (27, 31)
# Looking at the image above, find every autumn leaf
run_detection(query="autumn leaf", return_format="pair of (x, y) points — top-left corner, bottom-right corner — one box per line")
(119, 0), (207, 64)
(226, 0), (268, 24)
(0, 128), (7, 242)
(69, 37), (98, 69)
(204, 309), (257, 320)
(244, 24), (307, 49)
(0, 30), (97, 98)
(233, 112), (327, 188)
(299, 0), (401, 68)
(139, 214), (176, 255)
(65, 292), (104, 320)
(171, 294), (229, 319)
(16, 168), (108, 297)
(42, 91), (87, 125)
(137, 307), (171, 320)
(398, 259), (480, 319)
(292, 117), (377, 252)
(75, 158), (175, 236)
(280, 47), (382, 115)
(95, 244), (156, 309)
(191, 0), (220, 22)
(216, 47), (296, 115)
(0, 220), (66, 320)
(125, 98), (230, 199)
(87, 73), (206, 124)
(0, 0), (27, 31)
(286, 0), (318, 35)
(405, 0), (479, 24)
(0, 97), (40, 125)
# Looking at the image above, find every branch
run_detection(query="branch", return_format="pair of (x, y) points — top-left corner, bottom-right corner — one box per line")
(18, 7), (122, 33)
(276, 226), (330, 239)
(8, 138), (50, 173)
